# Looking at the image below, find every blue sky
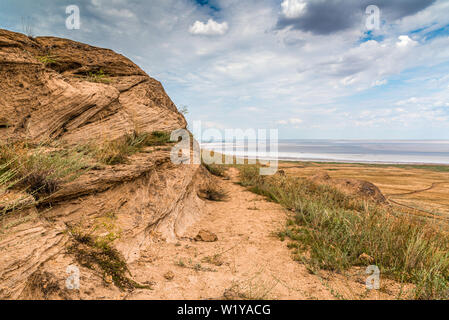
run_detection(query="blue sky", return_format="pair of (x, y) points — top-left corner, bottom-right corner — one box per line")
(1, 0), (449, 139)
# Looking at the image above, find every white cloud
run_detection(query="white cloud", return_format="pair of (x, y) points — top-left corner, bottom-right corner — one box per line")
(244, 106), (260, 112)
(341, 76), (357, 86)
(373, 79), (388, 87)
(289, 118), (303, 124)
(395, 97), (419, 106)
(281, 0), (307, 19)
(189, 19), (229, 36)
(433, 101), (449, 107)
(203, 121), (226, 129)
(396, 35), (417, 48)
(20, 0), (449, 139)
(277, 118), (303, 126)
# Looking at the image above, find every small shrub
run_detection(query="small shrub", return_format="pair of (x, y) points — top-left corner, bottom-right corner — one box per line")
(86, 69), (111, 83)
(18, 170), (59, 198)
(179, 106), (189, 115)
(175, 259), (186, 268)
(174, 258), (216, 272)
(143, 131), (172, 146)
(199, 185), (229, 202)
(21, 17), (34, 38)
(37, 55), (57, 66)
(68, 229), (151, 291)
(202, 254), (224, 266)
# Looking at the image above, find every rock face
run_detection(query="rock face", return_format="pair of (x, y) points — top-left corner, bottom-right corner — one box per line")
(310, 171), (386, 203)
(0, 29), (211, 299)
(0, 29), (185, 144)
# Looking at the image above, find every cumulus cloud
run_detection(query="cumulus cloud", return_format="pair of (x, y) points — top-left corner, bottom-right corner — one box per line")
(189, 19), (229, 36)
(276, 0), (436, 35)
(397, 35), (417, 48)
(4, 0), (448, 139)
(281, 0), (307, 19)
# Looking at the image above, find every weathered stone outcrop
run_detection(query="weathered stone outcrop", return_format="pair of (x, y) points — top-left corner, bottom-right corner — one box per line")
(0, 29), (185, 144)
(0, 29), (211, 299)
(309, 171), (386, 203)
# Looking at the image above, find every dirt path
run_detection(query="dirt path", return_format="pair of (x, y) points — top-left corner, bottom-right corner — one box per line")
(126, 168), (400, 300)
(384, 182), (449, 221)
(386, 182), (448, 197)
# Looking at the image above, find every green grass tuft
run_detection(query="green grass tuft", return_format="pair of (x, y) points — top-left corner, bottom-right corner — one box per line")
(86, 69), (111, 83)
(237, 165), (449, 300)
(36, 55), (58, 66)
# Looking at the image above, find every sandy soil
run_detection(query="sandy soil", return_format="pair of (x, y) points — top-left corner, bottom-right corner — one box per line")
(125, 168), (404, 300)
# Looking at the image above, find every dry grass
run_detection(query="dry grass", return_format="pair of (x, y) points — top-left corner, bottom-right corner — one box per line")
(92, 131), (172, 165)
(237, 165), (449, 300)
(0, 142), (88, 208)
(224, 274), (279, 300)
(0, 131), (171, 212)
(68, 228), (151, 291)
(279, 161), (449, 216)
(174, 258), (217, 272)
(203, 162), (227, 177)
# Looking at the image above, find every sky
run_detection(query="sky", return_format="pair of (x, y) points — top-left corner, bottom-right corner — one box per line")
(1, 0), (449, 140)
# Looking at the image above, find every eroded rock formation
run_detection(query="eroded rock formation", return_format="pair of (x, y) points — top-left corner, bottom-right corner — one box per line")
(0, 29), (211, 299)
(309, 170), (386, 203)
